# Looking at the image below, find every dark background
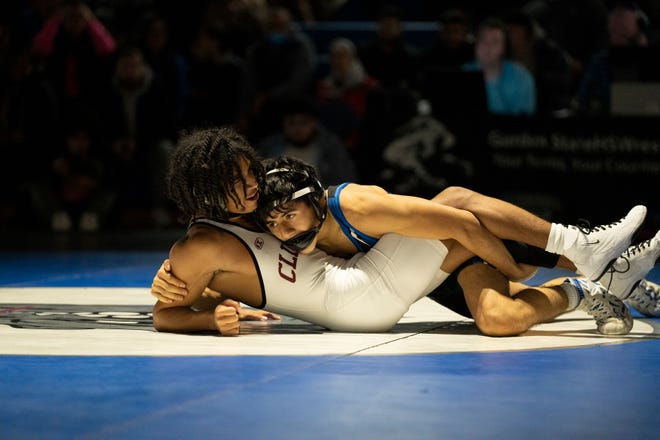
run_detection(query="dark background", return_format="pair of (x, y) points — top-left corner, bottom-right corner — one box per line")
(1, 0), (658, 250)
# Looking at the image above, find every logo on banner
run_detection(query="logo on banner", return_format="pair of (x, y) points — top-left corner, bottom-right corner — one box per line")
(0, 304), (153, 330)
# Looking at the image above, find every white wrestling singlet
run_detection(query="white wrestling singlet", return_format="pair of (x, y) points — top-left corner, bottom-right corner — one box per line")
(193, 219), (450, 332)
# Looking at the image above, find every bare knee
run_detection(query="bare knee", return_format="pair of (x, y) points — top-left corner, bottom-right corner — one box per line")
(458, 264), (524, 336)
(474, 291), (532, 337)
(433, 186), (477, 209)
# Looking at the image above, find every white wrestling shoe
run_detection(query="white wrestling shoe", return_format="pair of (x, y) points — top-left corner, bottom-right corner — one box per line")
(567, 205), (647, 281)
(626, 280), (660, 317)
(566, 277), (634, 335)
(597, 230), (660, 299)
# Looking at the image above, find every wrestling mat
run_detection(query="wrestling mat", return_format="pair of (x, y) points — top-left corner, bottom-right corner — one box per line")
(1, 284), (657, 356)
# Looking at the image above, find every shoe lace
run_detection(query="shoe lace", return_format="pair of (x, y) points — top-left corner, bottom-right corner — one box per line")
(621, 239), (653, 258)
(599, 239), (654, 294)
(572, 278), (624, 321)
(586, 292), (624, 321)
(577, 280), (608, 311)
(573, 217), (622, 235)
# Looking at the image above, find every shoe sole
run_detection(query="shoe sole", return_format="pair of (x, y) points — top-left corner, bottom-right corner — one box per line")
(598, 320), (633, 335)
(591, 206), (647, 282)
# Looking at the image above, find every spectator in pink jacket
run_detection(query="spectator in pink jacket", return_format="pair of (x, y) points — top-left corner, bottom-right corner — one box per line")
(31, 0), (116, 113)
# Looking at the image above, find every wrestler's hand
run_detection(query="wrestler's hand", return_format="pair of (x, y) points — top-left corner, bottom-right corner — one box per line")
(239, 309), (281, 321)
(220, 298), (281, 322)
(215, 304), (240, 336)
(150, 259), (188, 303)
(202, 286), (223, 299)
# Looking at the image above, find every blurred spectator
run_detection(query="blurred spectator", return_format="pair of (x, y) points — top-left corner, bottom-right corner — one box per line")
(8, 0), (60, 48)
(270, 0), (348, 22)
(244, 5), (317, 141)
(607, 1), (650, 46)
(30, 0), (116, 112)
(573, 1), (651, 115)
(258, 95), (358, 185)
(502, 9), (573, 116)
(524, 0), (609, 77)
(138, 13), (188, 122)
(463, 17), (536, 115)
(182, 22), (247, 129)
(358, 5), (419, 89)
(4, 0), (656, 233)
(419, 8), (475, 71)
(26, 118), (115, 232)
(316, 37), (379, 150)
(202, 0), (267, 59)
(416, 8), (476, 113)
(98, 45), (177, 226)
(0, 49), (59, 198)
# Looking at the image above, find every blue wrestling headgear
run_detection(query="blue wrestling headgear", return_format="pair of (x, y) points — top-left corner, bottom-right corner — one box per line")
(255, 159), (326, 252)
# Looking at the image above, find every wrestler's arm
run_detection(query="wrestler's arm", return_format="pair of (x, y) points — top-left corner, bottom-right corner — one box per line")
(151, 258), (223, 304)
(151, 263), (281, 321)
(151, 234), (240, 335)
(343, 186), (528, 280)
(151, 258), (281, 322)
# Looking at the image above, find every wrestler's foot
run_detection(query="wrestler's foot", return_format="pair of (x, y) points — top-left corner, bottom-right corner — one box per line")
(626, 279), (660, 317)
(597, 230), (660, 299)
(567, 277), (634, 335)
(566, 205), (647, 281)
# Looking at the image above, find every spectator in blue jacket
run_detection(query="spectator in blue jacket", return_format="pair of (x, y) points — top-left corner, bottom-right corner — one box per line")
(463, 17), (536, 115)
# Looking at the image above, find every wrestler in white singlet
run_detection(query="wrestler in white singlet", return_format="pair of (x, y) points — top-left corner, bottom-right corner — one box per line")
(192, 219), (450, 332)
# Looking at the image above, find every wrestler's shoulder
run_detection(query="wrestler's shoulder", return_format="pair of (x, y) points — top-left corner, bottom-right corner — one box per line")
(340, 183), (390, 215)
(340, 183), (387, 202)
(172, 224), (242, 259)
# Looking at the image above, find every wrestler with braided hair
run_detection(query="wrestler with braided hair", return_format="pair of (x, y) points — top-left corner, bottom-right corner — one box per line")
(152, 126), (657, 337)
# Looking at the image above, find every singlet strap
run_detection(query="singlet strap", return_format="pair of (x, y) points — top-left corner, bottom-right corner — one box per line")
(327, 183), (379, 253)
(189, 217), (224, 229)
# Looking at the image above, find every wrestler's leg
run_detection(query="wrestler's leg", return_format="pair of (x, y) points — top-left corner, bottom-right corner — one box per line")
(432, 187), (646, 282)
(432, 186), (553, 249)
(432, 187), (578, 271)
(457, 263), (569, 336)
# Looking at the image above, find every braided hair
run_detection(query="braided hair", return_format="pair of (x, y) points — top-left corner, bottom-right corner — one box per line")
(166, 126), (263, 221)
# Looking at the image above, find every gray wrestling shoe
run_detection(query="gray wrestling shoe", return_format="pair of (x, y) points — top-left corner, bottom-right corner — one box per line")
(567, 205), (647, 281)
(566, 277), (634, 335)
(597, 230), (660, 299)
(626, 279), (660, 317)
